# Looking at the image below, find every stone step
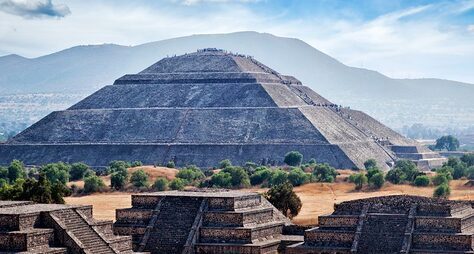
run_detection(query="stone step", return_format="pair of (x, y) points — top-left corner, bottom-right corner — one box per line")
(15, 246), (68, 254)
(285, 242), (352, 254)
(199, 221), (283, 244)
(0, 228), (55, 251)
(412, 232), (474, 251)
(195, 239), (280, 254)
(303, 228), (354, 248)
(203, 206), (273, 227)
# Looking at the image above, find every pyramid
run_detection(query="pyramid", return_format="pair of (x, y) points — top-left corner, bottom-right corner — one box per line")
(0, 49), (445, 169)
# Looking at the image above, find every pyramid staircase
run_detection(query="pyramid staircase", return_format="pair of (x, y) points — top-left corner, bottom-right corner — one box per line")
(0, 201), (141, 254)
(114, 191), (289, 254)
(287, 196), (474, 254)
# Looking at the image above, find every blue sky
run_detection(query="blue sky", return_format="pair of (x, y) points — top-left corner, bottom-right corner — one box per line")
(0, 0), (473, 83)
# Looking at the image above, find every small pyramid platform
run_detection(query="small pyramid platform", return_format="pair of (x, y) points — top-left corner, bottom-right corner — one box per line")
(287, 195), (474, 254)
(0, 201), (142, 253)
(113, 190), (292, 254)
(0, 49), (445, 169)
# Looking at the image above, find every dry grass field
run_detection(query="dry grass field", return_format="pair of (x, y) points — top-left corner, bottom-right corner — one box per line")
(65, 168), (473, 225)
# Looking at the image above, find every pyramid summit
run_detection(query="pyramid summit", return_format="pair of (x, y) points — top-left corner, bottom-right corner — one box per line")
(0, 49), (445, 169)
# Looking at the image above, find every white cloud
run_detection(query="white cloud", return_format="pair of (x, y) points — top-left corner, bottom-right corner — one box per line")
(468, 24), (474, 32)
(175, 0), (261, 5)
(0, 0), (70, 18)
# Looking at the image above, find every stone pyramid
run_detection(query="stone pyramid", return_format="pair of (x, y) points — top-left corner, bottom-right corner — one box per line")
(0, 49), (445, 169)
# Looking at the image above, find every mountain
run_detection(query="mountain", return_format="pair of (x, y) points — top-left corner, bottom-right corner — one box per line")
(0, 31), (473, 130)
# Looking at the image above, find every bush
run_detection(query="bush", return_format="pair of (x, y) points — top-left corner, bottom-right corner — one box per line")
(152, 178), (169, 191)
(468, 166), (474, 180)
(313, 163), (337, 183)
(7, 160), (25, 183)
(308, 158), (316, 165)
(70, 163), (90, 181)
(284, 151), (303, 166)
(166, 161), (175, 168)
(83, 175), (106, 193)
(269, 169), (289, 186)
(169, 178), (185, 190)
(221, 166), (250, 188)
(366, 167), (383, 180)
(432, 173), (449, 186)
(219, 159), (232, 169)
(385, 168), (406, 184)
(393, 160), (419, 182)
(288, 168), (309, 186)
(0, 167), (7, 179)
(40, 162), (71, 185)
(110, 172), (127, 190)
(413, 175), (430, 187)
(130, 169), (149, 188)
(108, 160), (130, 172)
(176, 165), (205, 184)
(368, 173), (384, 189)
(433, 184), (450, 198)
(264, 183), (302, 219)
(130, 161), (143, 167)
(352, 173), (368, 190)
(250, 168), (272, 186)
(210, 172), (232, 188)
(364, 159), (377, 170)
(436, 166), (454, 180)
(435, 135), (459, 151)
(460, 153), (474, 167)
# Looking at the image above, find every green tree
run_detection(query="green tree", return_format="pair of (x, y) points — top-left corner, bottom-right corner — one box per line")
(250, 168), (272, 186)
(368, 173), (384, 189)
(468, 166), (474, 180)
(210, 172), (232, 188)
(264, 183), (302, 219)
(460, 153), (474, 167)
(313, 163), (337, 183)
(40, 162), (71, 185)
(51, 182), (71, 204)
(385, 168), (406, 184)
(393, 160), (419, 182)
(435, 135), (460, 151)
(433, 184), (450, 198)
(70, 162), (90, 181)
(111, 172), (127, 190)
(84, 174), (105, 193)
(219, 159), (232, 169)
(413, 175), (430, 186)
(221, 166), (250, 188)
(352, 173), (368, 190)
(308, 158), (317, 165)
(364, 159), (377, 170)
(284, 151), (303, 166)
(152, 178), (169, 191)
(176, 165), (205, 184)
(8, 160), (25, 183)
(269, 169), (289, 186)
(288, 168), (309, 186)
(366, 167), (383, 180)
(432, 173), (449, 186)
(130, 169), (149, 188)
(0, 167), (8, 179)
(169, 178), (185, 190)
(130, 161), (143, 167)
(166, 161), (175, 168)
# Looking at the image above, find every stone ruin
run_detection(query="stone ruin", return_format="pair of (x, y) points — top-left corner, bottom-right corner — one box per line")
(0, 200), (140, 253)
(0, 48), (445, 170)
(287, 195), (474, 254)
(113, 190), (300, 254)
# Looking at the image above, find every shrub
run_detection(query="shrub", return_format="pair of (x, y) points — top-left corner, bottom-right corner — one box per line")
(460, 153), (474, 167)
(152, 178), (169, 191)
(130, 161), (143, 167)
(364, 159), (377, 170)
(7, 160), (25, 183)
(284, 151), (303, 166)
(393, 160), (419, 182)
(176, 165), (204, 184)
(432, 173), (449, 186)
(221, 166), (250, 188)
(288, 168), (309, 186)
(250, 168), (272, 186)
(413, 175), (430, 187)
(169, 178), (185, 190)
(210, 172), (232, 188)
(352, 173), (368, 190)
(264, 182), (302, 219)
(219, 159), (232, 169)
(70, 162), (90, 181)
(110, 172), (127, 190)
(40, 162), (71, 185)
(130, 169), (149, 188)
(83, 175), (105, 194)
(313, 163), (337, 183)
(468, 166), (474, 180)
(108, 160), (130, 172)
(385, 168), (406, 184)
(166, 161), (175, 168)
(269, 169), (289, 186)
(368, 173), (384, 189)
(308, 158), (316, 165)
(366, 167), (383, 180)
(436, 166), (454, 180)
(433, 184), (450, 198)
(0, 167), (7, 179)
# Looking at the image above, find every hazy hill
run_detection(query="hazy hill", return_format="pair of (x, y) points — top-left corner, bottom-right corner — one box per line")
(0, 31), (473, 130)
